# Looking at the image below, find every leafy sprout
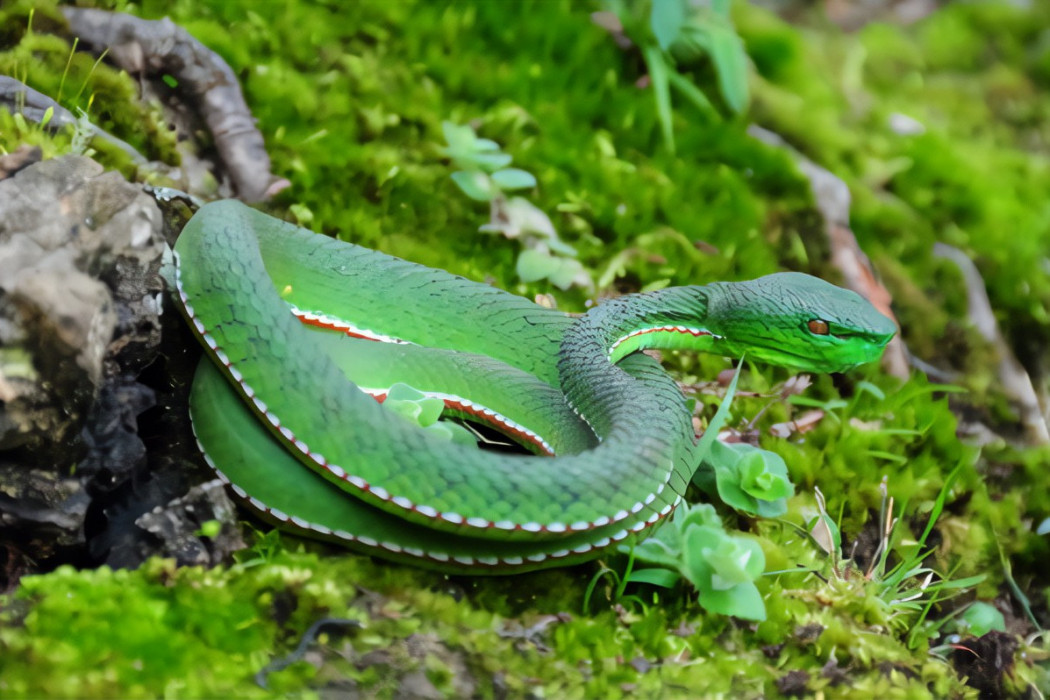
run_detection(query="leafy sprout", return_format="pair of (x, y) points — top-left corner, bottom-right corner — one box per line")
(608, 0), (751, 152)
(694, 440), (794, 517)
(440, 121), (591, 290)
(952, 601), (1006, 638)
(805, 467), (989, 649)
(629, 502), (767, 620)
(382, 382), (477, 447)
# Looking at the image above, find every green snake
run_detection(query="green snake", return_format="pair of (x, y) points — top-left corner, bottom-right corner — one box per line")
(174, 200), (895, 573)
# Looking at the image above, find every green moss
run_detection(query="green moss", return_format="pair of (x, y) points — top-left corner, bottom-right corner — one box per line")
(2, 0), (1049, 696)
(747, 1), (1050, 376)
(0, 0), (179, 174)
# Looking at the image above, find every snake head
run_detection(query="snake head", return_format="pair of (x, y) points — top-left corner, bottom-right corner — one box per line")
(706, 272), (897, 374)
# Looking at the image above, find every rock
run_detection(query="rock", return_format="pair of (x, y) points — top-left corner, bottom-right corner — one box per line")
(0, 154), (166, 565)
(133, 479), (245, 567)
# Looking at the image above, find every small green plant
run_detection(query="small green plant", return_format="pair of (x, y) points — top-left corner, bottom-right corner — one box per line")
(231, 527), (286, 568)
(952, 601), (1007, 638)
(440, 121), (591, 290)
(629, 502), (767, 620)
(695, 440), (794, 517)
(807, 467), (988, 649)
(608, 0), (750, 152)
(382, 382), (477, 447)
(582, 548), (669, 615)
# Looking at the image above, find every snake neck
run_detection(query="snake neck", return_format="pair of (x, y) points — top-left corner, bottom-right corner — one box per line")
(557, 286), (713, 439)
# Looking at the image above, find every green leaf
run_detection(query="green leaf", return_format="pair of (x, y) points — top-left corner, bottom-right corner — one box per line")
(442, 120), (477, 152)
(630, 503), (698, 569)
(698, 580), (766, 620)
(694, 22), (749, 113)
(854, 380), (886, 401)
(754, 495), (787, 519)
(650, 0), (685, 51)
(549, 258), (589, 290)
(515, 248), (590, 290)
(288, 203), (314, 225)
(386, 397), (422, 423)
(678, 502), (722, 532)
(515, 248), (561, 283)
(737, 448), (793, 501)
(627, 568), (681, 588)
(956, 602), (1006, 637)
(465, 151), (514, 171)
(711, 466), (753, 512)
(473, 137), (500, 152)
(692, 361), (743, 464)
(383, 383), (476, 447)
(712, 0), (732, 18)
(451, 170), (497, 201)
(385, 383), (444, 426)
(930, 574), (987, 590)
(678, 526), (718, 587)
(689, 529), (764, 590)
(491, 168), (537, 190)
(631, 537), (682, 571)
(643, 45), (675, 152)
(442, 122), (513, 170)
(706, 442), (791, 516)
(196, 519), (222, 539)
(666, 69), (716, 117)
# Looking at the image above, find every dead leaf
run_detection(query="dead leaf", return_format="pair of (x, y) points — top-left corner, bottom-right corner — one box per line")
(770, 410), (825, 438)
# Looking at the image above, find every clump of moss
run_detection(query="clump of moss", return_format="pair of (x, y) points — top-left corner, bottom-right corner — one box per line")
(2, 0), (1049, 696)
(0, 537), (990, 698)
(0, 0), (180, 174)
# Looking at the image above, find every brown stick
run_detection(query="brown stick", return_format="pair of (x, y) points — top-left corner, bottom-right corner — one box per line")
(934, 243), (1049, 445)
(62, 7), (289, 202)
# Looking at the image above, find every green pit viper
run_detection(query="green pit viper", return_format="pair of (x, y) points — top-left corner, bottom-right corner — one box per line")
(174, 200), (896, 574)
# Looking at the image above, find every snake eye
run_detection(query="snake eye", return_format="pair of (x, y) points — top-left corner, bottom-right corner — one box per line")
(807, 319), (830, 336)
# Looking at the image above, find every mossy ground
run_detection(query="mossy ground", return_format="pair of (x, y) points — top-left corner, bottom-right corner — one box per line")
(1, 1), (1048, 697)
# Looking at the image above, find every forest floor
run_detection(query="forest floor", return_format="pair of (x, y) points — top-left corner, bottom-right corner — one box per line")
(1, 1), (1048, 697)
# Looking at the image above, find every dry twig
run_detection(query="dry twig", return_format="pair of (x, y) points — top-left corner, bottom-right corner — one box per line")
(63, 7), (289, 202)
(934, 243), (1049, 445)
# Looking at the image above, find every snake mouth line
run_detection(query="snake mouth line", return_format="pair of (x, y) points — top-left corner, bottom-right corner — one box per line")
(176, 268), (675, 539)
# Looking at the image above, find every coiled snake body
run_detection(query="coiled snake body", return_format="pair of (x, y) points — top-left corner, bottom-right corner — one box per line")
(175, 200), (895, 573)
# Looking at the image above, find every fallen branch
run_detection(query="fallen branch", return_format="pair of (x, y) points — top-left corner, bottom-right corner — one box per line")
(62, 7), (289, 202)
(934, 243), (1049, 445)
(0, 75), (147, 165)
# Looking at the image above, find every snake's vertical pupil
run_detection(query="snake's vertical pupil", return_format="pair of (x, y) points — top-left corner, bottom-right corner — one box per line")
(808, 319), (831, 335)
